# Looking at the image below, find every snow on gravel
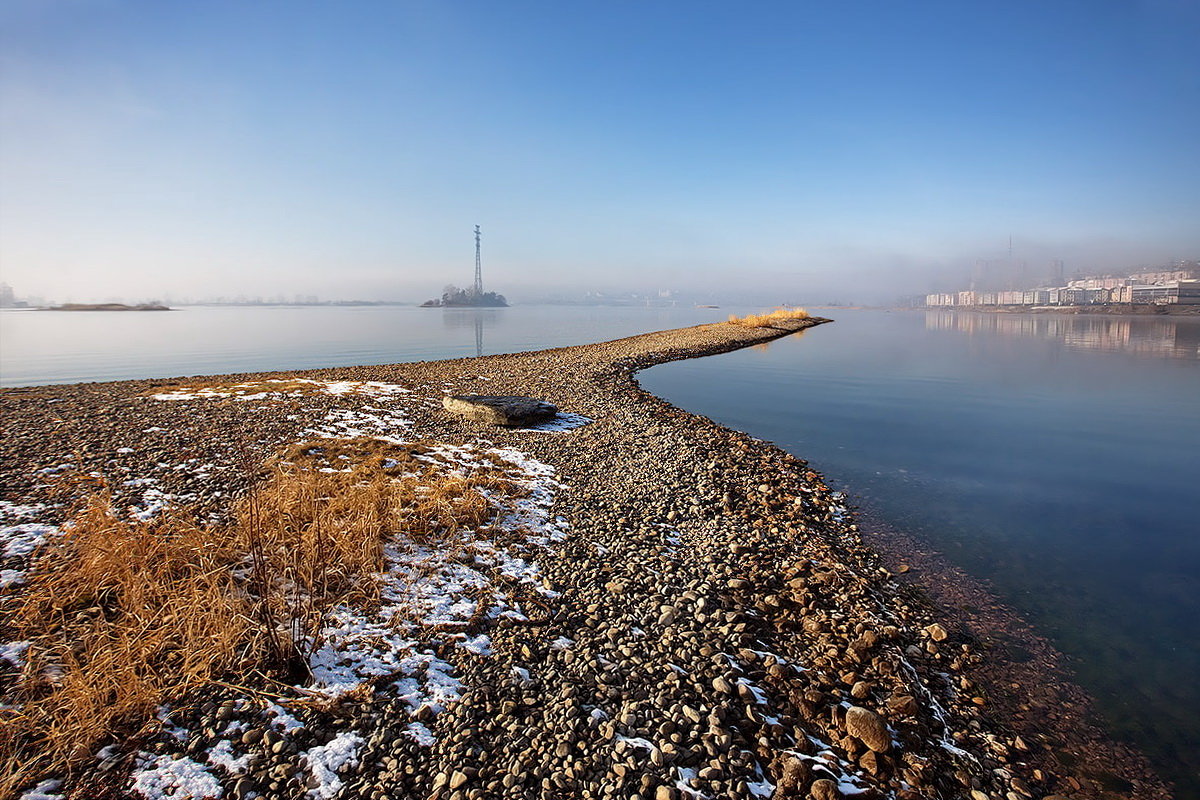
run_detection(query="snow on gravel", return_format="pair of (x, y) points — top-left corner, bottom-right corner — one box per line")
(17, 381), (571, 795)
(1, 503), (60, 587)
(19, 780), (64, 800)
(150, 379), (409, 401)
(1, 521), (58, 559)
(300, 732), (363, 800)
(130, 754), (223, 799)
(303, 442), (568, 726)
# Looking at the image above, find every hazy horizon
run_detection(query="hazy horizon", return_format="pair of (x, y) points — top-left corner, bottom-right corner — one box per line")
(2, 1), (1198, 305)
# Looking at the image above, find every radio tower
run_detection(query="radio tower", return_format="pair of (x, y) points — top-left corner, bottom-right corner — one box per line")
(473, 225), (483, 297)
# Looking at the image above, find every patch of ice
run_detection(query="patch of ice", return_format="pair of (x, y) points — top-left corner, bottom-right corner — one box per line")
(130, 754), (223, 799)
(301, 732), (363, 800)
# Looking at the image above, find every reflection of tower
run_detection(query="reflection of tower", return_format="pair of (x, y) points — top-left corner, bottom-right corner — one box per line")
(474, 314), (483, 357)
(473, 225), (483, 297)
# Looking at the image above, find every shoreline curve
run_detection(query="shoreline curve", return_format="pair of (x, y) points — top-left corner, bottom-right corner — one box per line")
(0, 317), (1169, 799)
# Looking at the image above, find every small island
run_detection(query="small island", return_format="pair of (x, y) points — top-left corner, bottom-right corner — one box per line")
(420, 285), (508, 308)
(41, 303), (171, 311)
(422, 226), (508, 307)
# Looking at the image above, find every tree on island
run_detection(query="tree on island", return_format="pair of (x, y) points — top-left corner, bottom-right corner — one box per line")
(429, 284), (508, 307)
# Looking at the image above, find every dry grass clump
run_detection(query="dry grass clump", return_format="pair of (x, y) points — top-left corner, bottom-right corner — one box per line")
(0, 437), (521, 795)
(1, 499), (252, 793)
(727, 307), (810, 327)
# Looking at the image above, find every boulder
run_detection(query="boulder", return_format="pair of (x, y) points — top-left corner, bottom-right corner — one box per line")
(809, 778), (841, 800)
(845, 705), (891, 752)
(442, 395), (558, 426)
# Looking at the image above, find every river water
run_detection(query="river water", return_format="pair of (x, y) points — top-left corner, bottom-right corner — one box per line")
(0, 304), (732, 386)
(641, 309), (1200, 797)
(3, 305), (1198, 793)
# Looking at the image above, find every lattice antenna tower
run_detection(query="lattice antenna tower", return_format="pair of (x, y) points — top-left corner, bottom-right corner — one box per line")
(473, 225), (483, 297)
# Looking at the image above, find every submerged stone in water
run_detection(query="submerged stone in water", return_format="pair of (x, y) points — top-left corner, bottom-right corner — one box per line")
(442, 395), (558, 426)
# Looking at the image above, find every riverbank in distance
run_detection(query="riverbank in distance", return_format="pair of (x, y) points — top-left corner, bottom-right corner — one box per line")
(39, 303), (172, 312)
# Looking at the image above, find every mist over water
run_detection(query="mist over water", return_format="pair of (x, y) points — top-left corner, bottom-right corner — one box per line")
(641, 309), (1200, 797)
(0, 305), (732, 387)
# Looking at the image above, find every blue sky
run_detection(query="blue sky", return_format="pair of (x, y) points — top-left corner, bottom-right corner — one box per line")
(2, 0), (1198, 302)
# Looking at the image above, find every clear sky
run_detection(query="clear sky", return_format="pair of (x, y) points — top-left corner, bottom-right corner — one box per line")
(2, 0), (1198, 303)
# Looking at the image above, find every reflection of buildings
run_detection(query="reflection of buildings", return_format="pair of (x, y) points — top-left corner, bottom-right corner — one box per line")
(442, 309), (498, 357)
(925, 310), (1200, 360)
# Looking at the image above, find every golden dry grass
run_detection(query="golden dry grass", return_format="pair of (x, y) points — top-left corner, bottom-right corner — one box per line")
(727, 307), (810, 327)
(0, 437), (520, 795)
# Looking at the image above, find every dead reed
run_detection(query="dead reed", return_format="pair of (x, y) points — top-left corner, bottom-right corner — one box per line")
(0, 437), (521, 795)
(727, 307), (810, 327)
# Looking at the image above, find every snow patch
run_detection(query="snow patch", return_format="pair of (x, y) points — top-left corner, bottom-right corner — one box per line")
(151, 379), (408, 402)
(19, 780), (64, 800)
(301, 732), (363, 800)
(130, 754), (223, 799)
(264, 701), (306, 734)
(1, 522), (58, 559)
(206, 739), (250, 775)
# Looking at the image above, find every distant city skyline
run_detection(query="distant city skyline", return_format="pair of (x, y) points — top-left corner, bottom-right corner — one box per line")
(2, 1), (1198, 304)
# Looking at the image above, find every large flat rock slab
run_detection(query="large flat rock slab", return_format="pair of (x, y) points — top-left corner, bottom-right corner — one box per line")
(442, 394), (558, 426)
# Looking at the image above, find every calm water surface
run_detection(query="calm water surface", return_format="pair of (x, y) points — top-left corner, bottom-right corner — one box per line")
(642, 309), (1200, 797)
(0, 304), (734, 386)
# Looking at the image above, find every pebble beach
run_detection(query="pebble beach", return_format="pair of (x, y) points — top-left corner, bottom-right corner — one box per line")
(0, 317), (1170, 800)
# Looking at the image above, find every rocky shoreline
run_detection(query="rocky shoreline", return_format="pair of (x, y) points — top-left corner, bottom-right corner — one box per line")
(0, 317), (1169, 799)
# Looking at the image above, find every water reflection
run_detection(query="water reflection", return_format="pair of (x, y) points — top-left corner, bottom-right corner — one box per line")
(750, 328), (807, 353)
(441, 309), (499, 357)
(924, 310), (1200, 360)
